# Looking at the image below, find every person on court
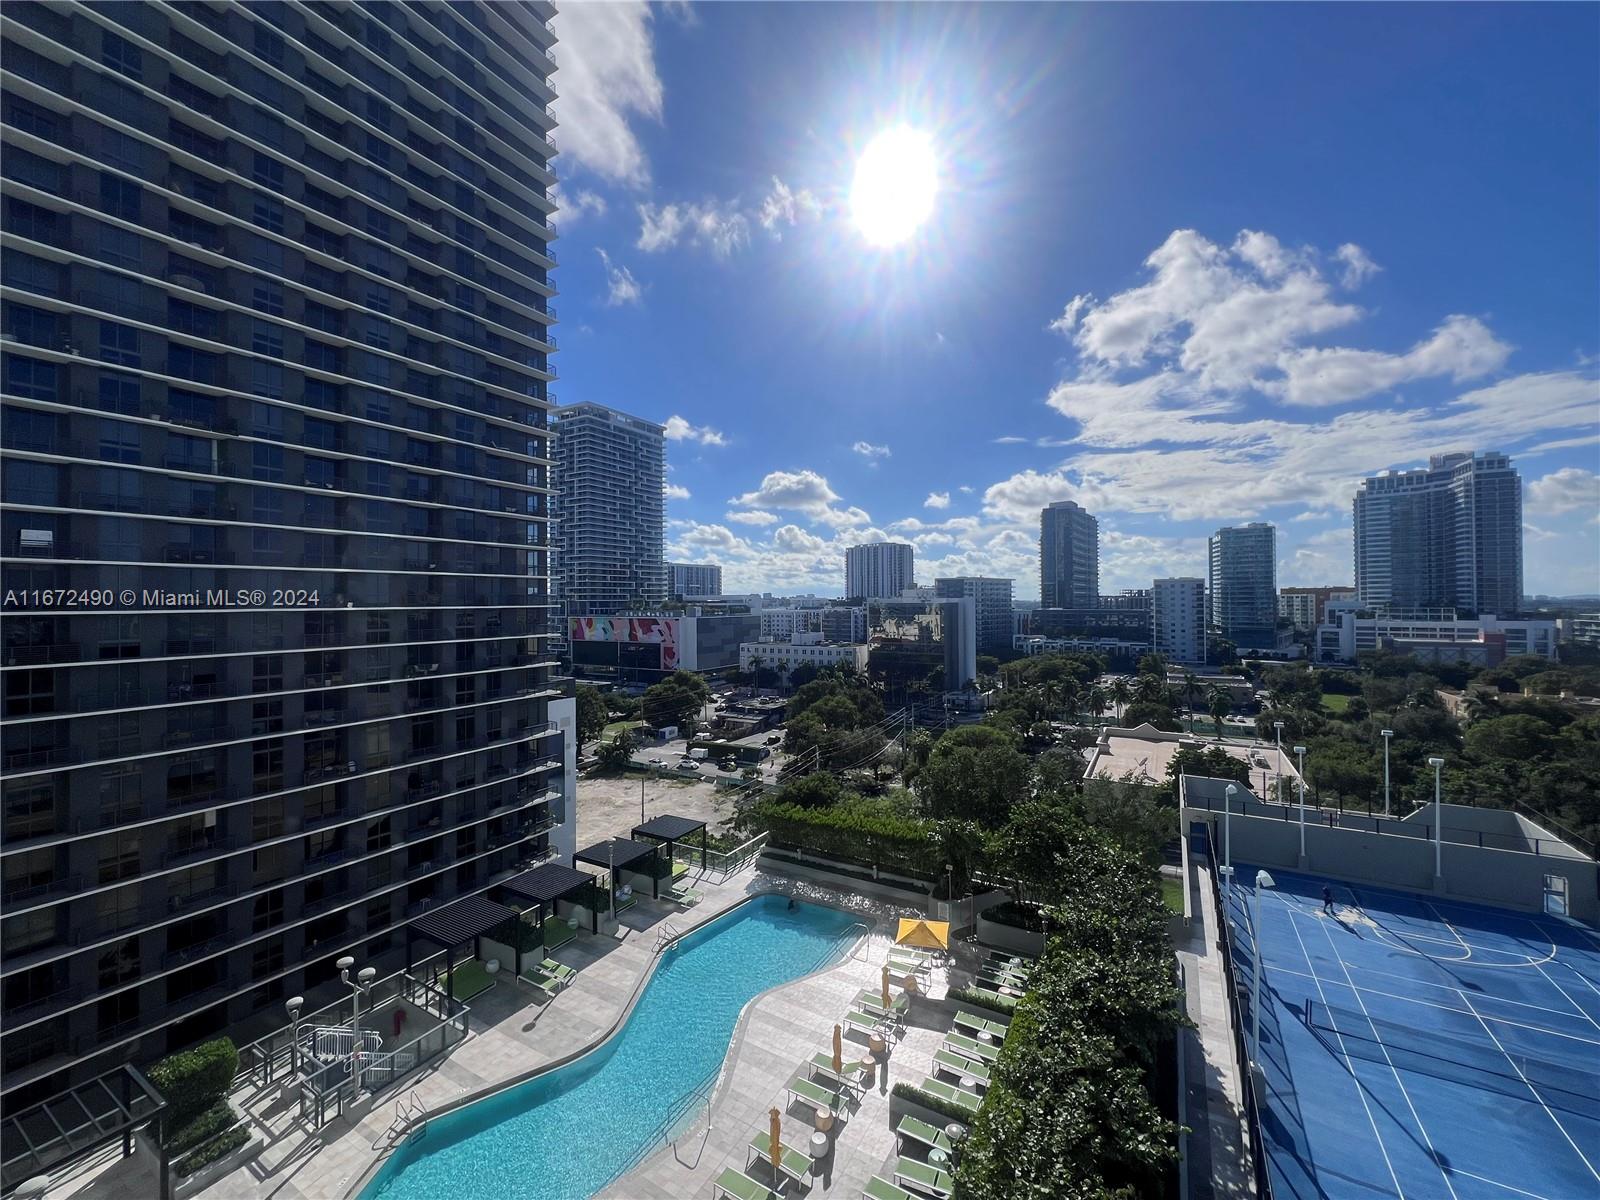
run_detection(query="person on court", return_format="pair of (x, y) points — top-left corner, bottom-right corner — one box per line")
(1322, 885), (1335, 915)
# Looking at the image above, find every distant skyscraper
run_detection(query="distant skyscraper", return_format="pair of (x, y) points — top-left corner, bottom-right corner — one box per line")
(845, 542), (914, 599)
(1152, 578), (1207, 664)
(1040, 501), (1099, 609)
(934, 577), (1015, 654)
(554, 403), (666, 621)
(1353, 452), (1523, 614)
(1209, 523), (1278, 650)
(669, 563), (722, 599)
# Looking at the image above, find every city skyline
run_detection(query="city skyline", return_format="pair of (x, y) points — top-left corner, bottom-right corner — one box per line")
(546, 2), (1598, 599)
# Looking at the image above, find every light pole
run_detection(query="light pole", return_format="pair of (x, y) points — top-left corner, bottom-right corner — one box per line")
(1293, 745), (1307, 863)
(1380, 729), (1394, 818)
(338, 957), (377, 1097)
(1222, 783), (1237, 889)
(1251, 870), (1275, 1069)
(1428, 756), (1445, 879)
(640, 774), (646, 824)
(1273, 721), (1284, 802)
(286, 995), (305, 1078)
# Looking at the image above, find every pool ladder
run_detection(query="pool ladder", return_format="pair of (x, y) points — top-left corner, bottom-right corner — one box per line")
(653, 922), (682, 955)
(383, 1094), (428, 1146)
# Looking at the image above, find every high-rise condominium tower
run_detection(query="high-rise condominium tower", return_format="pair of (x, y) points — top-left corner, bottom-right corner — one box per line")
(1353, 452), (1523, 614)
(1040, 501), (1098, 609)
(553, 403), (666, 622)
(1152, 578), (1207, 664)
(0, 0), (564, 1108)
(1208, 523), (1278, 650)
(669, 562), (722, 599)
(934, 576), (1015, 654)
(845, 542), (914, 600)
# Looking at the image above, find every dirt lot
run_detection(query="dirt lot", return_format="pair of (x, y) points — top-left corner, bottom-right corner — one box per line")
(574, 771), (736, 846)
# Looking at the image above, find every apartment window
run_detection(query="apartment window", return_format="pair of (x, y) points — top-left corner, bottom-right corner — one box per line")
(251, 361), (284, 399)
(304, 300), (340, 334)
(97, 834), (141, 884)
(98, 321), (140, 367)
(252, 487), (283, 524)
(99, 172), (142, 221)
(252, 889), (285, 932)
(2, 781), (56, 841)
(169, 388), (216, 427)
(251, 655), (283, 693)
(4, 356), (58, 401)
(168, 298), (220, 339)
(252, 281), (285, 316)
(97, 418), (141, 465)
(304, 340), (341, 372)
(100, 28), (143, 79)
(252, 320), (283, 357)
(252, 151), (285, 190)
(97, 938), (140, 987)
(168, 344), (220, 384)
(252, 444), (285, 481)
(252, 740), (284, 790)
(252, 196), (285, 234)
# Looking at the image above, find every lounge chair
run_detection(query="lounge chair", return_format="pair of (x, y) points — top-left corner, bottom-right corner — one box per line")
(933, 1048), (990, 1085)
(843, 1009), (890, 1040)
(855, 988), (909, 1016)
(952, 1010), (1009, 1041)
(863, 1178), (916, 1200)
(808, 1051), (868, 1092)
(746, 1131), (811, 1187)
(986, 950), (1032, 968)
(713, 1166), (779, 1200)
(942, 1031), (999, 1063)
(667, 885), (703, 908)
(894, 1115), (953, 1157)
(919, 1077), (980, 1115)
(886, 953), (930, 977)
(893, 1155), (954, 1198)
(786, 1073), (846, 1123)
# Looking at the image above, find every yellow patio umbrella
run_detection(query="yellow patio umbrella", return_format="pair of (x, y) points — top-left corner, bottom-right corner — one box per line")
(769, 1106), (782, 1178)
(833, 1024), (843, 1076)
(896, 917), (950, 951)
(881, 964), (891, 1010)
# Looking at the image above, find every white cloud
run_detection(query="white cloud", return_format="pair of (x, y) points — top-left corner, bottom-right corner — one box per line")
(549, 3), (664, 187)
(924, 491), (950, 509)
(758, 177), (824, 234)
(663, 415), (728, 446)
(596, 248), (642, 307)
(725, 509), (779, 526)
(1047, 294), (1094, 337)
(552, 187), (607, 225)
(672, 522), (753, 559)
(1527, 467), (1600, 516)
(663, 483), (691, 500)
(637, 200), (750, 258)
(1334, 243), (1381, 289)
(993, 435), (1028, 445)
(732, 469), (840, 512)
(1277, 315), (1511, 407)
(958, 485), (974, 494)
(772, 524), (828, 554)
(813, 505), (874, 529)
(852, 441), (891, 460)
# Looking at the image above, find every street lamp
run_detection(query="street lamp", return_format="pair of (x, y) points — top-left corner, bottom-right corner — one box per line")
(1222, 783), (1237, 889)
(1293, 746), (1307, 862)
(1380, 730), (1394, 818)
(338, 956), (377, 1097)
(1272, 721), (1284, 802)
(1251, 870), (1276, 1069)
(1428, 756), (1445, 879)
(286, 995), (305, 1078)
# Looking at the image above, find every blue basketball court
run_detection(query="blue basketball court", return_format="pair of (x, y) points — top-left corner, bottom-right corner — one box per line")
(1221, 866), (1600, 1200)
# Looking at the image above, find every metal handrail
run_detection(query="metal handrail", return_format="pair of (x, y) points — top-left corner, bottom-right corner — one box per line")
(612, 1064), (720, 1181)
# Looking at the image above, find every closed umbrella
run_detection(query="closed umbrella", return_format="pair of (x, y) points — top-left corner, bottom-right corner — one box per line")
(769, 1106), (782, 1179)
(833, 1023), (843, 1076)
(881, 964), (891, 1010)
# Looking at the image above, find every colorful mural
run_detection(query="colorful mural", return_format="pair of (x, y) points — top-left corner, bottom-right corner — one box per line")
(567, 616), (680, 670)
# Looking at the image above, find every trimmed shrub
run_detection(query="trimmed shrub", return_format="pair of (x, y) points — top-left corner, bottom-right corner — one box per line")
(891, 1081), (983, 1125)
(147, 1037), (238, 1137)
(174, 1125), (250, 1177)
(165, 1101), (238, 1157)
(748, 799), (939, 877)
(947, 987), (1019, 1017)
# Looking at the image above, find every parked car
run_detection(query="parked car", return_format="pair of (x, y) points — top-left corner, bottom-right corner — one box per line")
(719, 758), (738, 772)
(678, 757), (699, 770)
(764, 734), (781, 745)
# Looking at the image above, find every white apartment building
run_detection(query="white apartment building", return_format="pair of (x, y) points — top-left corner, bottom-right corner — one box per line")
(740, 637), (870, 677)
(1152, 577), (1207, 664)
(1279, 586), (1357, 631)
(669, 562), (722, 599)
(759, 605), (867, 643)
(934, 576), (1015, 654)
(845, 542), (915, 599)
(1314, 601), (1558, 664)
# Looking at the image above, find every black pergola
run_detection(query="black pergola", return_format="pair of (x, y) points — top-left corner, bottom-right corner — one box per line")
(573, 837), (665, 901)
(1, 1064), (167, 1195)
(631, 814), (709, 871)
(406, 894), (520, 997)
(497, 863), (601, 952)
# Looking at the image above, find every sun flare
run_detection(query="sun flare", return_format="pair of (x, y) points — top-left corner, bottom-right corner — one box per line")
(850, 126), (938, 247)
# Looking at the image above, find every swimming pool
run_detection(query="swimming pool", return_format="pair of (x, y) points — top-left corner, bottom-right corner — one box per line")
(358, 895), (863, 1200)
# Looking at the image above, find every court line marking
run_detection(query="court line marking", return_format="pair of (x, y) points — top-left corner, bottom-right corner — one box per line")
(1534, 962), (1600, 1033)
(1322, 959), (1591, 1025)
(1459, 990), (1600, 1187)
(1268, 963), (1600, 1048)
(1280, 900), (1406, 1199)
(1314, 907), (1461, 1200)
(1449, 1167), (1553, 1199)
(1342, 886), (1559, 966)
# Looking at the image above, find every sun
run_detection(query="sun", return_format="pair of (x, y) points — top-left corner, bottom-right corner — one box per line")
(850, 126), (938, 247)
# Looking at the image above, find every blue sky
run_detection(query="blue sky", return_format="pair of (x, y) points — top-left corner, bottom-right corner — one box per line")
(549, 3), (1600, 600)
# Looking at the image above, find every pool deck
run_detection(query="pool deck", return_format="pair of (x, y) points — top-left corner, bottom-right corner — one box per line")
(187, 862), (978, 1200)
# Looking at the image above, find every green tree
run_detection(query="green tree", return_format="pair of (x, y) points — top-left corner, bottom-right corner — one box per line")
(915, 743), (1032, 827)
(1109, 676), (1133, 721)
(1465, 714), (1558, 762)
(1120, 700), (1180, 732)
(1077, 775), (1178, 868)
(640, 671), (708, 732)
(596, 729), (636, 772)
(575, 684), (609, 747)
(1206, 683), (1231, 736)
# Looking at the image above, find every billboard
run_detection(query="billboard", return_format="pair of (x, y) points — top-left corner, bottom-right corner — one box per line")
(569, 616), (680, 670)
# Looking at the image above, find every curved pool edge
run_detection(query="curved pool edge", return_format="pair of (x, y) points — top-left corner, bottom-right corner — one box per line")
(344, 888), (875, 1200)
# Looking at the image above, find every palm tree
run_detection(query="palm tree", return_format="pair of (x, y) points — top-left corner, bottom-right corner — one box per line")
(1109, 677), (1133, 722)
(1207, 684), (1231, 740)
(1182, 670), (1201, 733)
(1085, 685), (1107, 726)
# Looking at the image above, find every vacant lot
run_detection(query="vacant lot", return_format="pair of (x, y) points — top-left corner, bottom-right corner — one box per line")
(574, 770), (736, 846)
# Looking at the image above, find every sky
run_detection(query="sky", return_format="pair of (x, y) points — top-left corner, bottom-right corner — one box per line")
(547, 2), (1600, 601)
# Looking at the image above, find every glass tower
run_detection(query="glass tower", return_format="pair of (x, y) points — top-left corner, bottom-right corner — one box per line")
(0, 0), (563, 1108)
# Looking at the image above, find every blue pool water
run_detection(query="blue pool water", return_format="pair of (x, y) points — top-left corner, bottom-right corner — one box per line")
(360, 895), (861, 1200)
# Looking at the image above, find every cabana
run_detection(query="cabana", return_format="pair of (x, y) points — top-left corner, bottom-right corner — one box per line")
(406, 894), (521, 1000)
(631, 814), (710, 873)
(1, 1065), (167, 1196)
(574, 837), (666, 905)
(497, 862), (602, 953)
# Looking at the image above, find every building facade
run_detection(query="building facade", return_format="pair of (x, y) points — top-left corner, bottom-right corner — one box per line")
(0, 0), (565, 1107)
(933, 576), (1014, 655)
(1314, 603), (1558, 664)
(844, 541), (913, 600)
(1026, 591), (1151, 639)
(1152, 577), (1207, 664)
(567, 612), (761, 680)
(1039, 500), (1098, 609)
(553, 401), (665, 622)
(1208, 523), (1277, 650)
(739, 637), (869, 679)
(865, 596), (977, 694)
(667, 562), (721, 600)
(758, 604), (866, 644)
(1353, 451), (1523, 614)
(1278, 586), (1356, 631)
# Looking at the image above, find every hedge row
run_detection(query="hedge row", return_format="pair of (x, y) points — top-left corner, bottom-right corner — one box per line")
(891, 1081), (983, 1126)
(955, 826), (1183, 1199)
(164, 1100), (239, 1158)
(946, 987), (1019, 1018)
(147, 1037), (238, 1139)
(747, 800), (941, 876)
(174, 1125), (251, 1177)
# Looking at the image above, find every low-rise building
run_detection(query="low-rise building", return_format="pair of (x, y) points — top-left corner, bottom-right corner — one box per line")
(1014, 634), (1150, 665)
(866, 596), (978, 692)
(1279, 586), (1357, 631)
(569, 612), (762, 681)
(1314, 602), (1559, 664)
(739, 637), (870, 678)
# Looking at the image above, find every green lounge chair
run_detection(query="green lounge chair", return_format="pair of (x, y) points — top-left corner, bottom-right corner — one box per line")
(952, 1010), (1009, 1041)
(942, 1031), (999, 1063)
(886, 953), (930, 977)
(786, 1073), (845, 1123)
(919, 1077), (980, 1115)
(808, 1051), (868, 1091)
(538, 958), (576, 982)
(520, 965), (563, 998)
(893, 1155), (954, 1198)
(894, 1115), (952, 1156)
(713, 1166), (778, 1200)
(668, 886), (703, 908)
(856, 989), (909, 1016)
(843, 1009), (889, 1040)
(863, 1177), (915, 1200)
(746, 1130), (811, 1186)
(934, 1048), (990, 1085)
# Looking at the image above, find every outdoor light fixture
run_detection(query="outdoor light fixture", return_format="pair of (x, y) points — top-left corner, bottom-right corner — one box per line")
(1223, 783), (1238, 884)
(339, 957), (378, 1097)
(1273, 721), (1284, 801)
(1380, 730), (1394, 817)
(1294, 745), (1308, 860)
(1251, 870), (1275, 1068)
(286, 995), (305, 1076)
(1428, 756), (1445, 878)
